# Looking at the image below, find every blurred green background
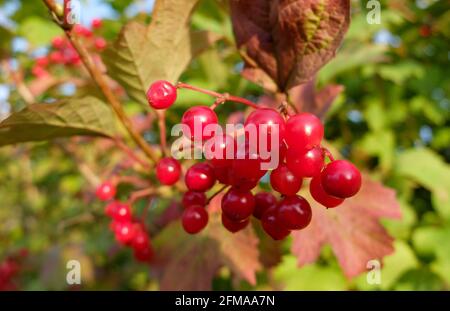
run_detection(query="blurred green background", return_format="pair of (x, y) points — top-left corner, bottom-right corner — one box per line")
(0, 0), (449, 290)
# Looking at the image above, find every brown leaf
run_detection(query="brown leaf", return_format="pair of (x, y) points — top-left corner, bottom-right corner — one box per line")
(152, 194), (261, 290)
(231, 0), (351, 91)
(291, 176), (402, 278)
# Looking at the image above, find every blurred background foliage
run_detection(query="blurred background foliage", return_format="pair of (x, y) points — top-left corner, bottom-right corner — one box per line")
(0, 0), (449, 290)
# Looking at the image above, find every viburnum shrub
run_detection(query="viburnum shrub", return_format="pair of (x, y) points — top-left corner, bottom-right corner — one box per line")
(2, 0), (403, 284)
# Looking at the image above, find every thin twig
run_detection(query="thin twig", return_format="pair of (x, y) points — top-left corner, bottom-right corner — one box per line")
(207, 184), (229, 205)
(128, 187), (156, 205)
(156, 110), (168, 157)
(177, 82), (259, 109)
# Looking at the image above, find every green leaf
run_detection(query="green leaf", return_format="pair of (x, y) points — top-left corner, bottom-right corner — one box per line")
(396, 148), (450, 219)
(18, 17), (61, 46)
(0, 97), (116, 146)
(274, 255), (347, 290)
(104, 0), (219, 106)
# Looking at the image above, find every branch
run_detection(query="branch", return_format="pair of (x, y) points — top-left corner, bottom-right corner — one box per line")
(42, 0), (160, 164)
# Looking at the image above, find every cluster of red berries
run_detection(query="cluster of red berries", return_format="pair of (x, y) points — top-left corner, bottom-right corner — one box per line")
(32, 18), (106, 78)
(96, 182), (154, 263)
(148, 80), (362, 240)
(0, 249), (28, 291)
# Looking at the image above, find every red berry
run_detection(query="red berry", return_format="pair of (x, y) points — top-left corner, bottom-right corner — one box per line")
(146, 80), (177, 110)
(285, 113), (324, 152)
(244, 108), (285, 149)
(278, 196), (312, 230)
(321, 160), (362, 198)
(131, 229), (150, 251)
(185, 163), (216, 192)
(221, 213), (249, 233)
(105, 200), (120, 217)
(231, 141), (266, 180)
(96, 181), (116, 201)
(91, 18), (103, 29)
(74, 24), (92, 37)
(310, 175), (344, 208)
(221, 188), (255, 221)
(261, 207), (290, 240)
(230, 176), (260, 191)
(213, 166), (232, 185)
(253, 192), (277, 219)
(181, 106), (218, 141)
(111, 203), (132, 222)
(182, 191), (207, 209)
(36, 56), (49, 67)
(114, 221), (136, 244)
(156, 157), (181, 186)
(49, 51), (64, 64)
(52, 36), (65, 49)
(204, 134), (235, 168)
(182, 205), (209, 234)
(31, 65), (48, 78)
(133, 246), (153, 262)
(94, 37), (107, 50)
(270, 164), (302, 196)
(286, 146), (324, 178)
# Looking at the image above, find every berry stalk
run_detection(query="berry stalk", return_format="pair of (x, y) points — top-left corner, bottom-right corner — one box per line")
(176, 82), (260, 109)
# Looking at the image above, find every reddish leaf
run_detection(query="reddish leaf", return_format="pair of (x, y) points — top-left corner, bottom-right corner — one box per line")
(291, 176), (402, 278)
(289, 78), (344, 117)
(152, 194), (261, 290)
(231, 0), (351, 91)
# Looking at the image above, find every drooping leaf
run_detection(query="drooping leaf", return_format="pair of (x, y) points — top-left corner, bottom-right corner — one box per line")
(0, 97), (116, 146)
(104, 0), (219, 106)
(291, 176), (402, 278)
(230, 0), (351, 91)
(152, 194), (261, 290)
(396, 148), (450, 219)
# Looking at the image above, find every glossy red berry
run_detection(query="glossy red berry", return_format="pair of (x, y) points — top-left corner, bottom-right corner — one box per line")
(231, 141), (266, 180)
(286, 146), (324, 178)
(321, 160), (362, 198)
(270, 164), (302, 196)
(213, 166), (232, 185)
(91, 18), (103, 29)
(285, 113), (324, 152)
(310, 175), (344, 208)
(133, 247), (153, 262)
(146, 80), (177, 109)
(96, 181), (116, 201)
(244, 108), (285, 148)
(182, 191), (207, 209)
(181, 106), (218, 141)
(182, 205), (209, 234)
(230, 176), (259, 191)
(221, 188), (255, 221)
(253, 192), (277, 219)
(278, 196), (312, 230)
(94, 37), (107, 50)
(156, 157), (181, 186)
(111, 203), (132, 222)
(114, 221), (136, 244)
(222, 213), (249, 233)
(185, 163), (216, 192)
(105, 201), (120, 217)
(131, 229), (150, 251)
(204, 134), (235, 168)
(261, 207), (291, 240)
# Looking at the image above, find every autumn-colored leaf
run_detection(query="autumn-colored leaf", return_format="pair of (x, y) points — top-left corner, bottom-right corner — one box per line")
(291, 176), (402, 278)
(289, 78), (344, 118)
(104, 0), (219, 106)
(152, 194), (261, 290)
(0, 97), (116, 146)
(231, 0), (351, 91)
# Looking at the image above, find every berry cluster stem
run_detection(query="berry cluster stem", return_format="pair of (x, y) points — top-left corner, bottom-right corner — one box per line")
(42, 0), (159, 164)
(176, 82), (260, 110)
